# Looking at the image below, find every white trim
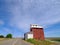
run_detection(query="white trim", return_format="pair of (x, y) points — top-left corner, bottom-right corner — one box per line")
(30, 24), (43, 28)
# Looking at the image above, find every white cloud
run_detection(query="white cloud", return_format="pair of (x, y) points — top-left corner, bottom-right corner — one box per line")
(5, 0), (60, 31)
(3, 28), (12, 33)
(45, 30), (60, 37)
(0, 20), (4, 25)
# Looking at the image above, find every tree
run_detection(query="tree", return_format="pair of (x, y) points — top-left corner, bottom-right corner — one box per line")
(6, 34), (12, 38)
(0, 35), (4, 38)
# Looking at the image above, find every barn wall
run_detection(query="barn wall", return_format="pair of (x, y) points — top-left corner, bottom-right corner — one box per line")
(30, 28), (45, 40)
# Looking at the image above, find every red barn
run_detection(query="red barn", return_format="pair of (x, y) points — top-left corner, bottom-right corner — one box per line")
(30, 24), (45, 40)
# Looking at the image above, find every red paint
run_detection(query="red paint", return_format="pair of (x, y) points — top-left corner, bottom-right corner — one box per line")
(30, 28), (45, 40)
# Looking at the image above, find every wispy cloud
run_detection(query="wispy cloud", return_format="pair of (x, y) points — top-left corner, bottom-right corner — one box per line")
(0, 20), (4, 25)
(3, 28), (12, 33)
(45, 29), (60, 37)
(0, 0), (60, 37)
(7, 0), (60, 30)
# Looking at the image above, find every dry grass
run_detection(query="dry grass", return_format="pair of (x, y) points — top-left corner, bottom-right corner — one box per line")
(46, 38), (60, 42)
(0, 38), (5, 41)
(0, 38), (10, 41)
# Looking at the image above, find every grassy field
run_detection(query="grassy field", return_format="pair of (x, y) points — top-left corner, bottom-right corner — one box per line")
(0, 38), (5, 41)
(46, 37), (60, 42)
(26, 39), (55, 45)
(0, 38), (10, 41)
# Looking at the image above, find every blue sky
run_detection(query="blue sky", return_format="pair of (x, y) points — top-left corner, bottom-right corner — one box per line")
(0, 0), (60, 38)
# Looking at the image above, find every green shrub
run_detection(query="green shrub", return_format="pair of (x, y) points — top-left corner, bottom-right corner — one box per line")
(0, 35), (4, 38)
(26, 39), (54, 45)
(26, 39), (40, 45)
(6, 34), (12, 38)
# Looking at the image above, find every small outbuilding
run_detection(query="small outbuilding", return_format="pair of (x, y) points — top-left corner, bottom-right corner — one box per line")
(24, 32), (33, 40)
